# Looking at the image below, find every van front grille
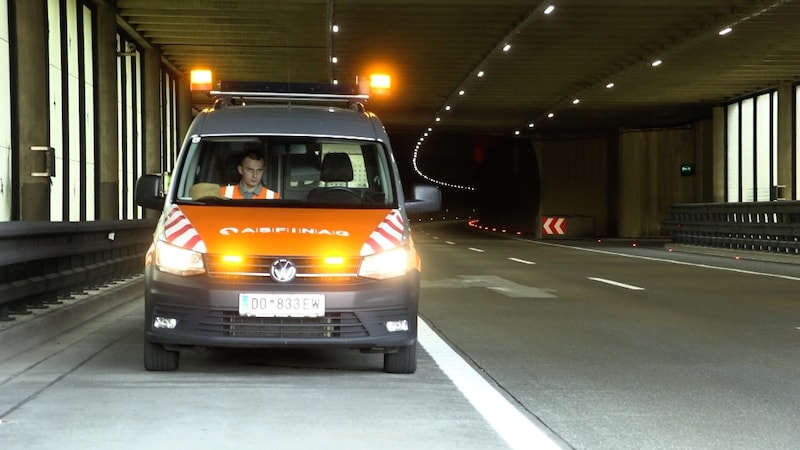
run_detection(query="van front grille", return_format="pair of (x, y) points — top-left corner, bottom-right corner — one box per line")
(221, 312), (367, 338)
(154, 305), (369, 339)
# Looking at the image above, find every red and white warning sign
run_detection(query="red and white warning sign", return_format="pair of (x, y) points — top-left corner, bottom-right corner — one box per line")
(542, 217), (566, 235)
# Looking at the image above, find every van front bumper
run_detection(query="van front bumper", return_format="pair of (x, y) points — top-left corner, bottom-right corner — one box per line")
(143, 266), (420, 350)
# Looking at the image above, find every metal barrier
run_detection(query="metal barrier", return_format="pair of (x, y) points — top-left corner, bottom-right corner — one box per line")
(0, 219), (156, 321)
(663, 201), (800, 255)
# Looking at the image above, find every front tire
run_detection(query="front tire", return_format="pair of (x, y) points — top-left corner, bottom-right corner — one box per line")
(383, 343), (417, 374)
(144, 340), (179, 371)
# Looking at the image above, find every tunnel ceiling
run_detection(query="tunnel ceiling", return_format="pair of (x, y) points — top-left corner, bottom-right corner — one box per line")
(116, 0), (800, 136)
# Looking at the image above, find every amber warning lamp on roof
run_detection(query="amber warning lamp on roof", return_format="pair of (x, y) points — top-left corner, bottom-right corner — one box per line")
(369, 73), (391, 96)
(190, 69), (213, 92)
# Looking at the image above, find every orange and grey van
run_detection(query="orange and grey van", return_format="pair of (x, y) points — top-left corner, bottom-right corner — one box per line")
(135, 82), (441, 373)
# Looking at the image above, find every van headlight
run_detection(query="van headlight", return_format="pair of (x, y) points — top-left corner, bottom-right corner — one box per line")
(154, 239), (206, 276)
(358, 247), (410, 280)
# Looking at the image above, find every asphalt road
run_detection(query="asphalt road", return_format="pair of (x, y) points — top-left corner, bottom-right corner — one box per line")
(415, 221), (800, 449)
(1, 220), (799, 449)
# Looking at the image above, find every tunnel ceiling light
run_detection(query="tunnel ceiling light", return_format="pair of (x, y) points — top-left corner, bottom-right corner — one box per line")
(606, 82), (615, 89)
(445, 105), (451, 111)
(719, 27), (733, 36)
(547, 112), (555, 118)
(416, 0), (557, 192)
(528, 122), (535, 128)
(331, 56), (338, 63)
(651, 59), (663, 67)
(514, 130), (520, 135)
(332, 24), (339, 33)
(572, 98), (580, 105)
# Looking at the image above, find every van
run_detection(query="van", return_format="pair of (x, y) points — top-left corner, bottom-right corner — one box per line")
(135, 82), (441, 373)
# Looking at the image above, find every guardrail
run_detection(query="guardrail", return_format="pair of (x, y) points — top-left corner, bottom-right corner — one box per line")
(663, 201), (800, 255)
(0, 219), (156, 321)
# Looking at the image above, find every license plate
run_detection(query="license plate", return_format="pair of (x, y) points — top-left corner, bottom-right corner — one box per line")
(239, 293), (325, 318)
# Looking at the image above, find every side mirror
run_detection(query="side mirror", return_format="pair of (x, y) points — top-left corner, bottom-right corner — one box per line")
(135, 174), (166, 210)
(404, 184), (441, 215)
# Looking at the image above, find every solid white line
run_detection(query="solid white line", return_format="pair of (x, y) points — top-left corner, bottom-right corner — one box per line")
(418, 319), (562, 450)
(468, 247), (485, 253)
(588, 277), (645, 291)
(509, 257), (536, 265)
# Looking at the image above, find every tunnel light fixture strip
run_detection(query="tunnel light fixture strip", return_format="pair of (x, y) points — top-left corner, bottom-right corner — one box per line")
(413, 3), (557, 190)
(510, 0), (792, 136)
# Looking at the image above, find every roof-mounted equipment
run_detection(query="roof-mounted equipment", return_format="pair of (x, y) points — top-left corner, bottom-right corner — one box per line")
(210, 81), (369, 107)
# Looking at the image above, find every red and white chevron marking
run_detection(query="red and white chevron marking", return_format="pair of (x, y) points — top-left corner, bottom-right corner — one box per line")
(163, 205), (207, 252)
(360, 210), (404, 256)
(542, 217), (566, 235)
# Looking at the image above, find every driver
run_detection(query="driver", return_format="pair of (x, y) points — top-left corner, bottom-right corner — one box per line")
(220, 151), (280, 199)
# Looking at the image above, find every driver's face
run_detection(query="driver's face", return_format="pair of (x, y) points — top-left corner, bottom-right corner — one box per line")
(238, 157), (265, 190)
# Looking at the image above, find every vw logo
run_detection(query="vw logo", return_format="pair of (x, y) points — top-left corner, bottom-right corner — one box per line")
(270, 259), (297, 282)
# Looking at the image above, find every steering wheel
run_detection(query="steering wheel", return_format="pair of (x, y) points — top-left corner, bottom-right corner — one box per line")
(309, 187), (361, 204)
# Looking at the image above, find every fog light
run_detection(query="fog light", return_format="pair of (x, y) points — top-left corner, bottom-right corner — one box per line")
(154, 316), (177, 329)
(386, 320), (408, 332)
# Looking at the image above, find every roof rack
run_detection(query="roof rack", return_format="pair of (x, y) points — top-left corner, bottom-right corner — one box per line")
(210, 81), (370, 104)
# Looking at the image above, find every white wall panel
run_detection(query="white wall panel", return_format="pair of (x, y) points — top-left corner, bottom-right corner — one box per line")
(755, 93), (772, 202)
(48, 0), (64, 220)
(0, 0), (11, 220)
(83, 4), (94, 220)
(740, 98), (755, 202)
(726, 103), (740, 202)
(796, 85), (800, 200)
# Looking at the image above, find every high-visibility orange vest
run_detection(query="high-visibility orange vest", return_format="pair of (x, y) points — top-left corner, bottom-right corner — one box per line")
(220, 185), (280, 199)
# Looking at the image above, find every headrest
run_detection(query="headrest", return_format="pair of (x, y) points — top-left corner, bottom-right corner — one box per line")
(319, 153), (354, 182)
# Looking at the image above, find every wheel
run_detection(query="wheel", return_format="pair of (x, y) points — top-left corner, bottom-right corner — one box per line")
(383, 343), (417, 374)
(144, 340), (179, 371)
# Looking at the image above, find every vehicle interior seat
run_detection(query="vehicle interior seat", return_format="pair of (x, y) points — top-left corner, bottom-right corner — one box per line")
(307, 152), (360, 204)
(283, 153), (321, 201)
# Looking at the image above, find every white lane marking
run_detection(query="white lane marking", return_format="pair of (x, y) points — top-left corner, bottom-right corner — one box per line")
(509, 257), (536, 265)
(468, 247), (485, 253)
(445, 241), (456, 245)
(418, 319), (562, 450)
(588, 277), (645, 291)
(514, 238), (800, 282)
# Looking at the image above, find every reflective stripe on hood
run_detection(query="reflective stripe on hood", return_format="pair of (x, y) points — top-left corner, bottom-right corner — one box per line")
(163, 205), (207, 252)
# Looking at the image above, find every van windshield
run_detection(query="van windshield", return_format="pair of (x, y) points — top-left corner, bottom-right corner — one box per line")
(172, 136), (397, 208)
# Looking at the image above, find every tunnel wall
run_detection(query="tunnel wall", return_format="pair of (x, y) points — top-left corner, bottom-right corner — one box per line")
(535, 118), (712, 238)
(535, 133), (613, 237)
(398, 119), (712, 239)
